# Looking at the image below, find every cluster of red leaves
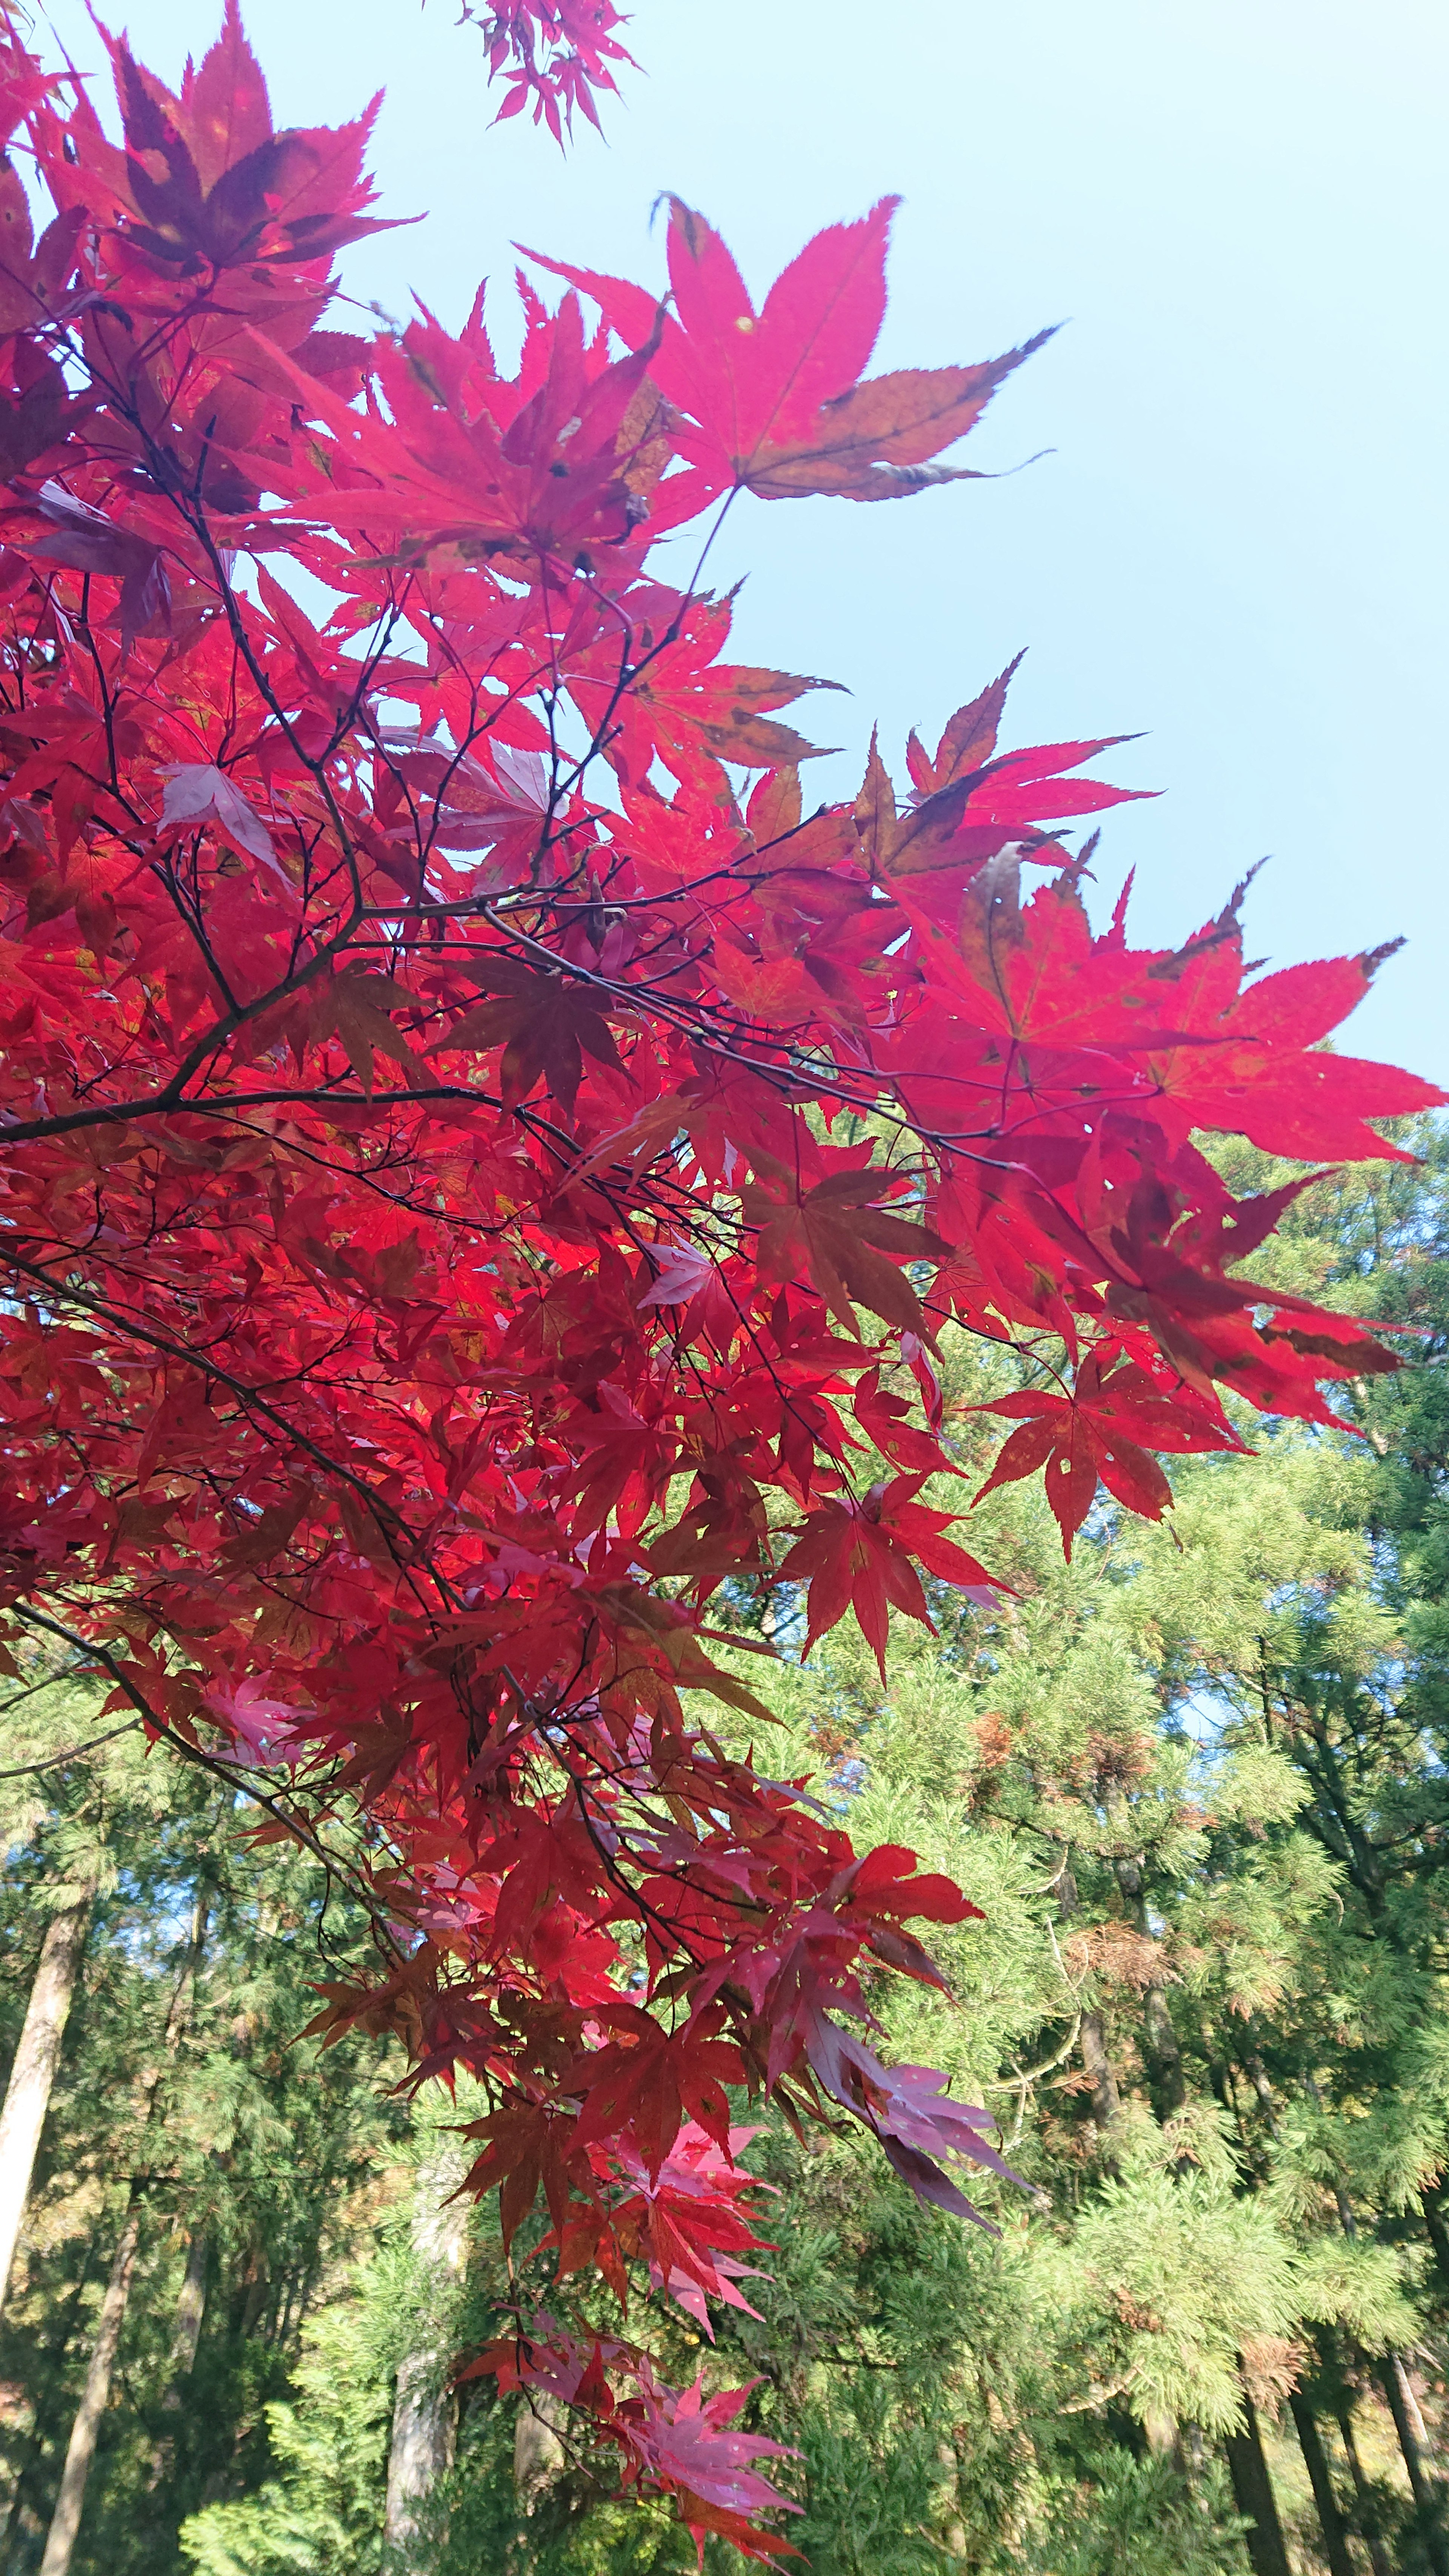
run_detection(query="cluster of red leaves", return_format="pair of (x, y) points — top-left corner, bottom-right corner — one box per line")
(0, 7), (1436, 2550)
(477, 2320), (800, 2561)
(466, 0), (636, 140)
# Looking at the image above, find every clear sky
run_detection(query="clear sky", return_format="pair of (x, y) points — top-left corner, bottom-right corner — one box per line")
(36, 0), (1449, 1084)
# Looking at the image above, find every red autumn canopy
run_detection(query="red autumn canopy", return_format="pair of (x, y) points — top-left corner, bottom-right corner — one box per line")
(0, 5), (1435, 2550)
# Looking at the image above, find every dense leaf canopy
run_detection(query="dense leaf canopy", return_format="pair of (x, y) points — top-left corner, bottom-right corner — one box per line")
(0, 2), (1437, 2550)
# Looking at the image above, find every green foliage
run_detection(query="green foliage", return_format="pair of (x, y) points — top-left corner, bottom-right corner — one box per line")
(178, 2301), (390, 2576)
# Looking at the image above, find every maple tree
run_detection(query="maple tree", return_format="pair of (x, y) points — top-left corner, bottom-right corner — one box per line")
(0, 2), (1438, 2556)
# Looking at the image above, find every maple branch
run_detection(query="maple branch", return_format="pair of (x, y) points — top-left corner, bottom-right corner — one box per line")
(0, 1247), (448, 1599)
(6, 1606), (405, 1959)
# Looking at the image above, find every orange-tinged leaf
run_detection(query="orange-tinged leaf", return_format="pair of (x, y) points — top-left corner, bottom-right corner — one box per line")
(743, 341), (1054, 500)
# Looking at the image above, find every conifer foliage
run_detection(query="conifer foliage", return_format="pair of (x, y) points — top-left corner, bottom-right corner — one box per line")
(0, 2), (1437, 2551)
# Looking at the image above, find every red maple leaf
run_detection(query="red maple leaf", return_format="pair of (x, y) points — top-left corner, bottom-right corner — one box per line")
(529, 196), (1049, 506)
(780, 1474), (999, 1678)
(972, 1350), (1243, 1555)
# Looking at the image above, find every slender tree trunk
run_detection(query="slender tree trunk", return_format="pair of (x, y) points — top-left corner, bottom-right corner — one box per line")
(1078, 2008), (1123, 2153)
(163, 2228), (209, 2390)
(37, 2196), (141, 2576)
(1420, 2184), (1449, 2299)
(1141, 1985), (1187, 2114)
(1312, 2097), (1449, 2572)
(1245, 2052), (1280, 2139)
(1338, 2408), (1394, 2576)
(1056, 1851), (1123, 2171)
(1231, 2062), (1361, 2576)
(35, 1894), (208, 2576)
(514, 2389), (566, 2514)
(1372, 2359), (1434, 2493)
(238, 2255), (269, 2340)
(1288, 2390), (1358, 2576)
(1383, 2348), (1431, 2468)
(145, 2230), (210, 2500)
(1377, 2347), (1448, 2571)
(1115, 1856), (1187, 2120)
(1223, 2381), (1292, 2576)
(383, 2151), (470, 2566)
(0, 2229), (100, 2562)
(272, 2265), (298, 2355)
(0, 1892), (92, 2318)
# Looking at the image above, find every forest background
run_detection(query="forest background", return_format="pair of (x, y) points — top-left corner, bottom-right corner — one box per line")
(1, 6), (1448, 2576)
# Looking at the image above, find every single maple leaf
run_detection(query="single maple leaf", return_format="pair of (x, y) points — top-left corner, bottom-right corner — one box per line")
(743, 1165), (949, 1342)
(96, 5), (391, 277)
(159, 763), (282, 878)
(431, 959), (628, 1117)
(528, 197), (1049, 506)
(780, 1475), (997, 1678)
(565, 593), (843, 792)
(25, 483), (170, 656)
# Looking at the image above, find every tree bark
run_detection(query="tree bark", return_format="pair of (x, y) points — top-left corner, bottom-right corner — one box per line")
(514, 2388), (567, 2514)
(1420, 2183), (1449, 2299)
(37, 2198), (141, 2576)
(1311, 2098), (1448, 2573)
(1223, 2381), (1292, 2576)
(1380, 2349), (1431, 2481)
(1337, 2408), (1394, 2576)
(1056, 1851), (1123, 2172)
(383, 2151), (470, 2566)
(0, 2228), (100, 2564)
(1078, 2008), (1124, 2159)
(1115, 1856), (1187, 2119)
(1377, 2350), (1449, 2576)
(0, 1892), (92, 2319)
(163, 2228), (209, 2390)
(144, 2230), (210, 2501)
(35, 1895), (207, 2576)
(1287, 2390), (1357, 2576)
(1235, 2067), (1362, 2576)
(1377, 2347), (1439, 2479)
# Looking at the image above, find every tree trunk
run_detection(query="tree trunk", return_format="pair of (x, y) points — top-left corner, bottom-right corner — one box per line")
(145, 2230), (210, 2500)
(1141, 1984), (1187, 2116)
(35, 1894), (207, 2574)
(1115, 1856), (1187, 2120)
(1287, 2390), (1357, 2576)
(1223, 2381), (1292, 2576)
(0, 2228), (100, 2564)
(514, 2389), (567, 2514)
(238, 2254), (269, 2340)
(0, 1892), (91, 2318)
(383, 2152), (470, 2566)
(37, 2196), (141, 2576)
(1057, 1851), (1123, 2171)
(1078, 2007), (1124, 2160)
(1378, 2350), (1449, 2576)
(1378, 2349), (1444, 2497)
(163, 2228), (208, 2390)
(1313, 2104), (1448, 2572)
(1337, 2408), (1394, 2576)
(1420, 2183), (1449, 2299)
(385, 2351), (457, 2555)
(1245, 2052), (1280, 2141)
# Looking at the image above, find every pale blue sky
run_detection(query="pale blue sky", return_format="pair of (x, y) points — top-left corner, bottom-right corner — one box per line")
(38, 0), (1449, 1083)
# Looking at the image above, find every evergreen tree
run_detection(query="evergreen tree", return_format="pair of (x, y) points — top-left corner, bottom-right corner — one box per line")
(0, 1722), (402, 2571)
